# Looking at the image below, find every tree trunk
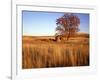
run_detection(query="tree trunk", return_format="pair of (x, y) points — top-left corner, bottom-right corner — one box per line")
(67, 32), (70, 40)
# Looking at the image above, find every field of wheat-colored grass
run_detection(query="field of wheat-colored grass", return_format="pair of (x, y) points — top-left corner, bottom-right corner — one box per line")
(22, 34), (89, 69)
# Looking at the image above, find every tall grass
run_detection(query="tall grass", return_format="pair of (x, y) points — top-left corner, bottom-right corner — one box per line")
(22, 42), (89, 69)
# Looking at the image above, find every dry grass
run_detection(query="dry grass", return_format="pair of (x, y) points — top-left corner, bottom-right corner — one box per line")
(22, 34), (89, 69)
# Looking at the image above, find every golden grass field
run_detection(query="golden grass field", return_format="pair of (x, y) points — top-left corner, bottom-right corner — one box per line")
(22, 33), (89, 69)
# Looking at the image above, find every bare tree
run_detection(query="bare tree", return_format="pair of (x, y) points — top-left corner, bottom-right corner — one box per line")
(56, 13), (80, 40)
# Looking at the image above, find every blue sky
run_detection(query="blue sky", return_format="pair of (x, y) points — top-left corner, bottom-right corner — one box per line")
(22, 11), (89, 36)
